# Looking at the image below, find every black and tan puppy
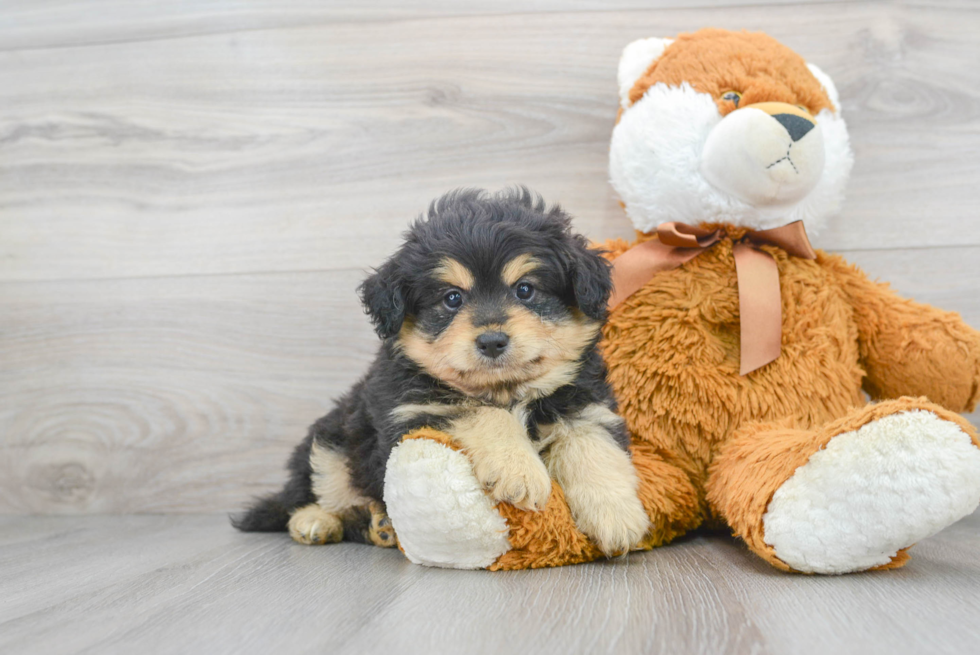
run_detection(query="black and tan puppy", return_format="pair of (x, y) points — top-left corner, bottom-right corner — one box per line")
(234, 189), (650, 555)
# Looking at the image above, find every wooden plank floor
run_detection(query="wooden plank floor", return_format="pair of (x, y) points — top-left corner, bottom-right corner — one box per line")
(1, 0), (978, 515)
(3, 510), (980, 655)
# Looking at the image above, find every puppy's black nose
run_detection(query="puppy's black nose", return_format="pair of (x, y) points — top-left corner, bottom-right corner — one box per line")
(772, 113), (815, 142)
(476, 331), (509, 359)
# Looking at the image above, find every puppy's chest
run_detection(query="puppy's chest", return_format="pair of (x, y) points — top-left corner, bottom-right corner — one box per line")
(524, 408), (565, 451)
(438, 396), (580, 453)
(523, 384), (598, 442)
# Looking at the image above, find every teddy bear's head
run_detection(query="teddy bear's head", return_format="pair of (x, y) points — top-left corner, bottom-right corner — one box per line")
(609, 28), (853, 234)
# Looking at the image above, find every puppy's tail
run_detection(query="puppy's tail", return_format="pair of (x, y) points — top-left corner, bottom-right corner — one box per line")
(230, 493), (292, 532)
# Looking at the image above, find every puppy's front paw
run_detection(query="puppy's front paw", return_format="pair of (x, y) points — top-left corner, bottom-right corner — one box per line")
(571, 490), (650, 556)
(288, 504), (343, 545)
(472, 451), (552, 512)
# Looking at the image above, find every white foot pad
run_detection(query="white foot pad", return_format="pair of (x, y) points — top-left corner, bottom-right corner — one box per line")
(384, 438), (511, 569)
(763, 410), (980, 574)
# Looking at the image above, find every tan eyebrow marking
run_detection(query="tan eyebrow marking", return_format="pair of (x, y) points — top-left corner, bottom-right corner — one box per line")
(501, 253), (541, 286)
(434, 257), (475, 291)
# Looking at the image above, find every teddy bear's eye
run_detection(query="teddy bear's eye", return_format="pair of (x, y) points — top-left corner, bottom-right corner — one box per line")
(722, 91), (741, 107)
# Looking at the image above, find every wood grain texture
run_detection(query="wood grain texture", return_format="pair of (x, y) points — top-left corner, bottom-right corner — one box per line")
(0, 0), (848, 52)
(1, 0), (979, 517)
(1, 1), (979, 283)
(1, 248), (977, 514)
(2, 511), (980, 655)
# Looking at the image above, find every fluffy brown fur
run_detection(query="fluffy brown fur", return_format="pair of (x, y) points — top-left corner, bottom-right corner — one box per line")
(383, 32), (980, 571)
(707, 396), (980, 571)
(401, 231), (980, 570)
(627, 29), (835, 115)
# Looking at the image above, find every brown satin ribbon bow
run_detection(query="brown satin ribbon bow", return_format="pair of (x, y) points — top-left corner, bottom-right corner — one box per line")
(608, 221), (817, 376)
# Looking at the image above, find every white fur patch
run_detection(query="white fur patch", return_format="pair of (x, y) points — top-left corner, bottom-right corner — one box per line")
(617, 37), (673, 109)
(384, 439), (511, 569)
(763, 410), (980, 574)
(806, 63), (841, 112)
(309, 443), (370, 513)
(609, 81), (853, 235)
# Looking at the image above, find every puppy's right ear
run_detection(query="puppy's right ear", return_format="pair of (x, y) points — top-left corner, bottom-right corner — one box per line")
(357, 259), (406, 340)
(569, 239), (613, 322)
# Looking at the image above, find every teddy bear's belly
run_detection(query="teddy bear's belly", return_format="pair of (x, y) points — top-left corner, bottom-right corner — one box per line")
(601, 251), (866, 476)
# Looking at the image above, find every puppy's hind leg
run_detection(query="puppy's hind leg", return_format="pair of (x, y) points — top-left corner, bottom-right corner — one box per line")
(334, 501), (398, 548)
(289, 441), (372, 546)
(289, 504), (344, 545)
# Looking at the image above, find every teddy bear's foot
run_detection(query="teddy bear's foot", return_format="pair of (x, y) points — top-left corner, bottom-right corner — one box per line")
(384, 433), (512, 569)
(763, 409), (980, 574)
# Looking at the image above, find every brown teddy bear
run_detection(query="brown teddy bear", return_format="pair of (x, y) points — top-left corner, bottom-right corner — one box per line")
(382, 29), (980, 573)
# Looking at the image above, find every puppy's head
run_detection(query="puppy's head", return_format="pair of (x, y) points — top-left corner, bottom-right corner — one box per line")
(358, 188), (610, 399)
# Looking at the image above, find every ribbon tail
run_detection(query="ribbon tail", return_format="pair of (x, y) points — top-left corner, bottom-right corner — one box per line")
(733, 243), (782, 375)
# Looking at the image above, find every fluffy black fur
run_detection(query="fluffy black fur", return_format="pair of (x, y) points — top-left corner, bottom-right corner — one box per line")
(232, 188), (624, 534)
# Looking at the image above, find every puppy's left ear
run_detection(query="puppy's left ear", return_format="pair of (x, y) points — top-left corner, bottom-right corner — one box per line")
(567, 235), (613, 321)
(357, 258), (406, 340)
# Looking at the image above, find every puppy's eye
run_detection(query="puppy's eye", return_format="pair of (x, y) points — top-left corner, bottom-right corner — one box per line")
(721, 91), (741, 107)
(443, 289), (463, 310)
(515, 282), (535, 301)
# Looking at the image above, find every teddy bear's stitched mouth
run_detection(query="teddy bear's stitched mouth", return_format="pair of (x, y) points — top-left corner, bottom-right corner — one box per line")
(766, 145), (799, 174)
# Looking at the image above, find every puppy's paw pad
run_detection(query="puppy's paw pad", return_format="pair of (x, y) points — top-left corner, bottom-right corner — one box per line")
(367, 502), (397, 548)
(288, 505), (343, 545)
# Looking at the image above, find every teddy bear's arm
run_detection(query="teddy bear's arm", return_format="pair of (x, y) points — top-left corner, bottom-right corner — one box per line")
(822, 253), (980, 412)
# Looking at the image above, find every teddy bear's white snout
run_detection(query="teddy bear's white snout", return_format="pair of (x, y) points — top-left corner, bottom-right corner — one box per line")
(700, 103), (825, 207)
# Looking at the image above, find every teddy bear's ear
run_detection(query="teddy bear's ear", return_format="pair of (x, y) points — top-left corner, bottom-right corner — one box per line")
(618, 37), (673, 109)
(806, 62), (841, 113)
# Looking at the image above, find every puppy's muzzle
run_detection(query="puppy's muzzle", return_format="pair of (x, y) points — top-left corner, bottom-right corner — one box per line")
(476, 331), (510, 359)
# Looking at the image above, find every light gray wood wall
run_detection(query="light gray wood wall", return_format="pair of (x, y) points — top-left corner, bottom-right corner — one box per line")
(1, 0), (977, 514)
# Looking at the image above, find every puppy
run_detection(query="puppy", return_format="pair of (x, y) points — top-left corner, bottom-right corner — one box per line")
(233, 189), (650, 555)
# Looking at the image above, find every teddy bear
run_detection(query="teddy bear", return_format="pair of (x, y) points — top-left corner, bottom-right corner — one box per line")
(381, 28), (980, 573)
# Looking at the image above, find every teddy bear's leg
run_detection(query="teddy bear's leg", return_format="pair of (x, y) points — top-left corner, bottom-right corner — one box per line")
(384, 428), (704, 570)
(384, 428), (610, 570)
(629, 442), (704, 548)
(491, 442), (703, 569)
(384, 429), (513, 569)
(706, 398), (980, 574)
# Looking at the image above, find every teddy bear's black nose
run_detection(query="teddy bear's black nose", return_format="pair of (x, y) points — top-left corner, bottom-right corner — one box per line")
(476, 331), (510, 359)
(772, 113), (815, 142)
